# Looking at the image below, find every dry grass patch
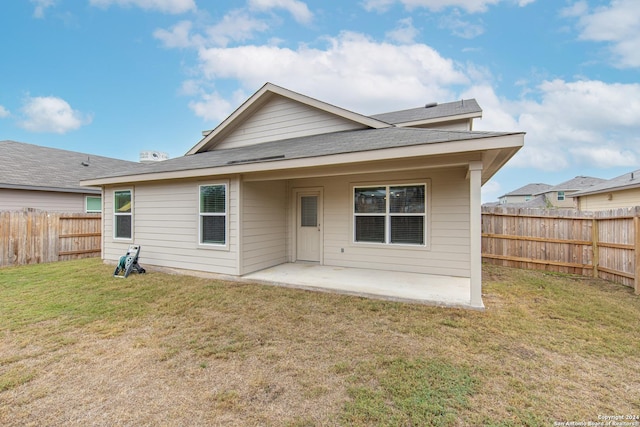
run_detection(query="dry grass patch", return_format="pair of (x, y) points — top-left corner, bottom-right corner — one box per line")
(1, 259), (639, 426)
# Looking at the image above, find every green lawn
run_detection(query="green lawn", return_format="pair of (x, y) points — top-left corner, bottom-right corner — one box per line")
(1, 259), (639, 426)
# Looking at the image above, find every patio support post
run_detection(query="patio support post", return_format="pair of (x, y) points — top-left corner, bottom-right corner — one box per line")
(468, 161), (484, 309)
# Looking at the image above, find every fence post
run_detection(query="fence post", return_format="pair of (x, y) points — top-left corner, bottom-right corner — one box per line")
(634, 215), (640, 295)
(592, 218), (599, 278)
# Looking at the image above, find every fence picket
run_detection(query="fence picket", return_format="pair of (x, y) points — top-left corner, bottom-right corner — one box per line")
(0, 210), (101, 267)
(482, 206), (639, 291)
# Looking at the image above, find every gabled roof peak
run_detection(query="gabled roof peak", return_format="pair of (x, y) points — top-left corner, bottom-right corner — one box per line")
(187, 82), (391, 155)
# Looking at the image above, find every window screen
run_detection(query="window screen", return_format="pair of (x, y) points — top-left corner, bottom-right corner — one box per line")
(200, 184), (227, 245)
(300, 196), (317, 227)
(354, 184), (426, 245)
(114, 190), (132, 239)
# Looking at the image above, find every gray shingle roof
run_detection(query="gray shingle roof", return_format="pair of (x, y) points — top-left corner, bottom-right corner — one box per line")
(539, 176), (606, 194)
(370, 99), (481, 125)
(87, 127), (516, 181)
(571, 169), (640, 197)
(0, 140), (139, 193)
(500, 183), (552, 198)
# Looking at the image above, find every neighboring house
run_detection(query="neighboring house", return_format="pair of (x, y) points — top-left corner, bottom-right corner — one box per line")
(534, 176), (606, 209)
(497, 183), (552, 205)
(571, 169), (640, 211)
(83, 82), (524, 308)
(0, 140), (138, 213)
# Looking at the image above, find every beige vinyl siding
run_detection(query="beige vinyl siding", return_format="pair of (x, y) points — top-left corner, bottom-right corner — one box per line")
(215, 96), (367, 150)
(241, 180), (287, 274)
(577, 187), (640, 211)
(103, 178), (240, 275)
(289, 166), (471, 278)
(0, 188), (92, 212)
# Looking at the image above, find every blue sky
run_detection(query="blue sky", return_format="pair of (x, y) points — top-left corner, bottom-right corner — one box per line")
(1, 0), (639, 202)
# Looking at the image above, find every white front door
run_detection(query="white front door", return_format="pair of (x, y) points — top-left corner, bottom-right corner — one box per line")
(296, 193), (321, 262)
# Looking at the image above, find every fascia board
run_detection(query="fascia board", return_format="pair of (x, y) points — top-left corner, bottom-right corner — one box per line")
(573, 182), (640, 197)
(82, 133), (524, 187)
(395, 111), (483, 128)
(0, 183), (101, 194)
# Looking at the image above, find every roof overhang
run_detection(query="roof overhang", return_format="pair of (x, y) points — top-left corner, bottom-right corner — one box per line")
(395, 111), (483, 128)
(0, 183), (101, 194)
(82, 133), (523, 187)
(571, 181), (640, 197)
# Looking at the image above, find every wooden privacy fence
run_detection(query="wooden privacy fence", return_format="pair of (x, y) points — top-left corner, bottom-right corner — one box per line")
(0, 210), (102, 267)
(482, 206), (640, 293)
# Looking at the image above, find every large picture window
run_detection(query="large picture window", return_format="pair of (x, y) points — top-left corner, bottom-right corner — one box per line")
(114, 190), (132, 239)
(354, 184), (426, 245)
(200, 184), (227, 246)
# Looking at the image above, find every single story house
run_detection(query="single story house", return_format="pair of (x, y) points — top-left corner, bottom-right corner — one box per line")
(83, 83), (524, 308)
(497, 183), (551, 205)
(533, 176), (606, 209)
(571, 169), (640, 211)
(0, 140), (138, 213)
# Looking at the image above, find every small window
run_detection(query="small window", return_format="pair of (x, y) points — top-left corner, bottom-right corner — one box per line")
(114, 190), (132, 239)
(354, 184), (426, 245)
(200, 184), (227, 246)
(557, 191), (565, 201)
(86, 196), (102, 213)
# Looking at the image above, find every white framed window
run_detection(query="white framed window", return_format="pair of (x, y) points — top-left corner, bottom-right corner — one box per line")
(557, 191), (565, 201)
(86, 196), (102, 213)
(199, 183), (228, 246)
(353, 184), (426, 246)
(114, 190), (132, 240)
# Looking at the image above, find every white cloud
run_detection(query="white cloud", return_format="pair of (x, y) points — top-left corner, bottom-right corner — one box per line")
(188, 91), (234, 122)
(89, 0), (196, 14)
(439, 10), (484, 38)
(481, 179), (502, 203)
(386, 17), (419, 43)
(205, 10), (270, 47)
(19, 96), (92, 134)
(0, 105), (10, 118)
(473, 79), (640, 171)
(30, 0), (56, 18)
(570, 145), (638, 168)
(154, 11), (271, 49)
(362, 0), (531, 13)
(193, 31), (468, 117)
(248, 0), (313, 24)
(570, 0), (640, 68)
(560, 0), (588, 18)
(154, 20), (200, 48)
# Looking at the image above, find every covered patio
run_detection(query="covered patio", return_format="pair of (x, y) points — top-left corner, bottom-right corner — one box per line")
(243, 262), (478, 309)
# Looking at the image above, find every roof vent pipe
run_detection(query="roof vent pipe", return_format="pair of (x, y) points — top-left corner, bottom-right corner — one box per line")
(424, 102), (438, 108)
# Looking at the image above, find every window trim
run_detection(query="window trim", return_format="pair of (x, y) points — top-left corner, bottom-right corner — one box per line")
(557, 191), (565, 201)
(113, 189), (133, 241)
(198, 182), (229, 249)
(352, 182), (428, 248)
(85, 195), (102, 213)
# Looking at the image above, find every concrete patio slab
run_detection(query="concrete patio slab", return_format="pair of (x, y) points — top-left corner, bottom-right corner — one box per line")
(243, 263), (476, 308)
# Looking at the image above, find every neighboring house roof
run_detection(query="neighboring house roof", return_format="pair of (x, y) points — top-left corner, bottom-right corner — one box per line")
(499, 183), (552, 198)
(571, 169), (640, 197)
(537, 176), (606, 195)
(0, 140), (139, 194)
(370, 99), (482, 127)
